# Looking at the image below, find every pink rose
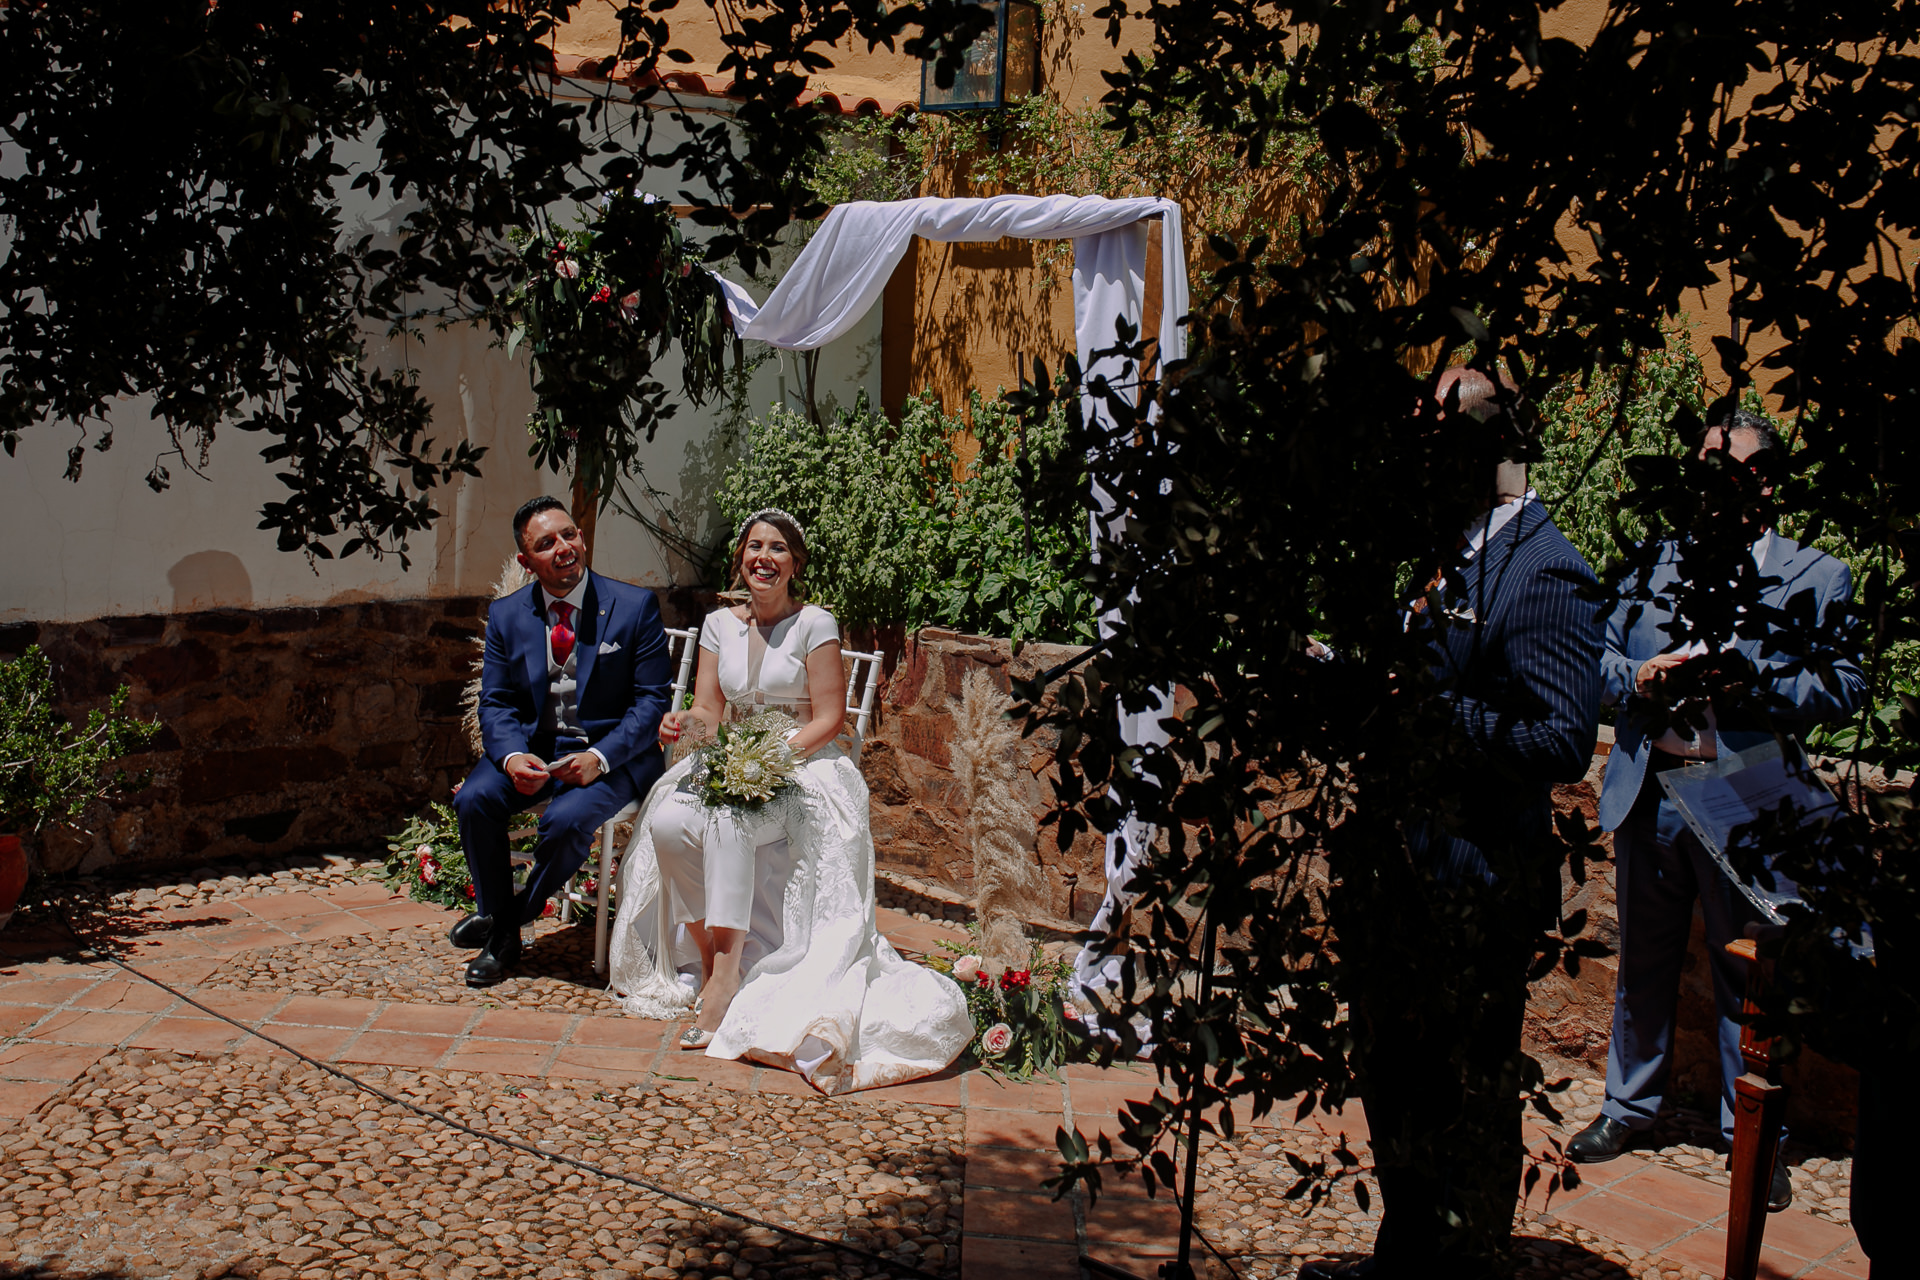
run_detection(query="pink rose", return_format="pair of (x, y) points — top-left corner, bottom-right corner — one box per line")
(952, 955), (981, 982)
(555, 259), (581, 279)
(980, 1023), (1014, 1058)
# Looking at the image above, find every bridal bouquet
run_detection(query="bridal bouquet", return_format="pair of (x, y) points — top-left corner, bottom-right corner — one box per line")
(695, 709), (800, 809)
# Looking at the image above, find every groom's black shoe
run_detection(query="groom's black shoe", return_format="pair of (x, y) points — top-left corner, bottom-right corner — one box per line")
(448, 914), (493, 949)
(464, 921), (521, 988)
(1567, 1116), (1635, 1163)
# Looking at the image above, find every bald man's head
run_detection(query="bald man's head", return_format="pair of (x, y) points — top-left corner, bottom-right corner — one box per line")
(1433, 366), (1534, 504)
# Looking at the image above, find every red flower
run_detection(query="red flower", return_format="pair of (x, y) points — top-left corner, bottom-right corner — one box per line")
(999, 969), (1031, 991)
(590, 284), (612, 303)
(464, 885), (476, 900)
(542, 900), (557, 918)
(974, 972), (992, 989)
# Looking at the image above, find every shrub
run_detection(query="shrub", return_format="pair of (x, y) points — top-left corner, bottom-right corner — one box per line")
(715, 391), (1095, 645)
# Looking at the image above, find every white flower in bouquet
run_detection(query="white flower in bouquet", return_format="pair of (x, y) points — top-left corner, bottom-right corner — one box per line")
(952, 955), (982, 982)
(980, 1023), (1014, 1058)
(696, 709), (800, 809)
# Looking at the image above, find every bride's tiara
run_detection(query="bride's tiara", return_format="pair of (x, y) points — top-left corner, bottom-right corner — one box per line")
(736, 508), (805, 542)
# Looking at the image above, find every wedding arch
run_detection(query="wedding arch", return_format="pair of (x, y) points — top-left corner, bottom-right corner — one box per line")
(715, 192), (1191, 1014)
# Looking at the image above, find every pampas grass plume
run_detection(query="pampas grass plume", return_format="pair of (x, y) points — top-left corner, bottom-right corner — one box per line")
(951, 667), (1048, 970)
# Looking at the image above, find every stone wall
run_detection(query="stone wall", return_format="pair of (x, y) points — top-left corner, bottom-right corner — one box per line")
(0, 601), (502, 873)
(858, 627), (1111, 923)
(6, 606), (1861, 1138)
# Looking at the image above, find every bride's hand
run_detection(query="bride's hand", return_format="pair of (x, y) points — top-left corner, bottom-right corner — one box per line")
(659, 710), (708, 745)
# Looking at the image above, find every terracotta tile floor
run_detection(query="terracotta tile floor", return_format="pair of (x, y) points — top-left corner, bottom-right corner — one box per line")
(0, 884), (1872, 1279)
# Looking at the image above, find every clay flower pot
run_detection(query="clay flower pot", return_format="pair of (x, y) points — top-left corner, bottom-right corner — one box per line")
(0, 833), (26, 932)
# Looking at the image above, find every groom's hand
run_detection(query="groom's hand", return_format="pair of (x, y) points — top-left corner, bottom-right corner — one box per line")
(503, 753), (550, 796)
(549, 752), (603, 786)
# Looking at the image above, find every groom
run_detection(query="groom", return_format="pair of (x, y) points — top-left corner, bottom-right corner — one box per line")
(450, 495), (674, 986)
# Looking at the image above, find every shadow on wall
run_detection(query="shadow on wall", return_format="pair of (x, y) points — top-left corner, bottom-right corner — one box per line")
(168, 551), (253, 611)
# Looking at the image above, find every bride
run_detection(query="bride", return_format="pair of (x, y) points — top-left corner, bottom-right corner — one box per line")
(606, 509), (973, 1094)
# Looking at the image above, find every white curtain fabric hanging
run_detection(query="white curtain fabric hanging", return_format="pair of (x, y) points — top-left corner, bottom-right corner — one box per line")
(729, 194), (1187, 369)
(712, 192), (1188, 1039)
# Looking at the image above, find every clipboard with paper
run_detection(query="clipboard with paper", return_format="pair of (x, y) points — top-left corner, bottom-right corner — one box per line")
(1654, 740), (1845, 925)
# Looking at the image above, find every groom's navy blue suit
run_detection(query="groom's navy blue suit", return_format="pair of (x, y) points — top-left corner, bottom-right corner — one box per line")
(454, 570), (673, 924)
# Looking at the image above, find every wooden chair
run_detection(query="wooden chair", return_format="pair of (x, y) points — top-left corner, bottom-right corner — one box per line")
(1724, 934), (1789, 1280)
(838, 645), (885, 764)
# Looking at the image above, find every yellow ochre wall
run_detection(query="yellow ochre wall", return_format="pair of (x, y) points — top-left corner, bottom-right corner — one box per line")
(554, 0), (1905, 423)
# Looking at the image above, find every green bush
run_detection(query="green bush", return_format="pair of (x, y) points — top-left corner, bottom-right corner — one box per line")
(0, 646), (158, 839)
(715, 391), (1096, 646)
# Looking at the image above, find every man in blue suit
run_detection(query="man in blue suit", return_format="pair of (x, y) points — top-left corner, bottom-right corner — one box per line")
(1309, 368), (1604, 1280)
(1565, 408), (1865, 1211)
(449, 495), (674, 986)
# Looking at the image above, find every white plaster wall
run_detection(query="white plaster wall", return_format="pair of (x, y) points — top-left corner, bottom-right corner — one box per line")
(0, 89), (882, 622)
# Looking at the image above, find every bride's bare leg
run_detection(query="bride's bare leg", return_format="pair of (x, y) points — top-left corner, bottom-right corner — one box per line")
(696, 927), (746, 1032)
(684, 919), (716, 987)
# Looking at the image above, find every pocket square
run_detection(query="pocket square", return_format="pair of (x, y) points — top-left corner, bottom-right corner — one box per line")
(597, 640), (622, 654)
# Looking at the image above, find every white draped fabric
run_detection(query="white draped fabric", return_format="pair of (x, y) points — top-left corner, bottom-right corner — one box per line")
(706, 193), (1190, 1038)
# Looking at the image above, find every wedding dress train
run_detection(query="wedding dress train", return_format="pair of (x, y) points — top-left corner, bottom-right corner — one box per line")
(606, 717), (971, 1096)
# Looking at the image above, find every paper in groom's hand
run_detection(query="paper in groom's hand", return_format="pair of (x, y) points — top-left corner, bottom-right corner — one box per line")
(548, 752), (603, 787)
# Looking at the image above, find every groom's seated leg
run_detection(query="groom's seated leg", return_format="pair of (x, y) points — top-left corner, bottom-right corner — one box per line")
(518, 764), (645, 924)
(454, 754), (550, 924)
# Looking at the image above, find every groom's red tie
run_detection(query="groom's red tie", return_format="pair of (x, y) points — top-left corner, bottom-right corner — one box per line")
(549, 601), (576, 667)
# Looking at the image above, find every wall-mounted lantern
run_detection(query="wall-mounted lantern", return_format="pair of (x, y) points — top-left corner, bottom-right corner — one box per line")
(918, 0), (1040, 113)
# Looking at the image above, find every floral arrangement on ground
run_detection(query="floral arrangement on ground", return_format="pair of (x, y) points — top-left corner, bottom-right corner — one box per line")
(925, 933), (1079, 1079)
(384, 802), (548, 912)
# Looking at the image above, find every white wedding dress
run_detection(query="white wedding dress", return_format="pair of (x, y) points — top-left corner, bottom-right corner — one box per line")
(606, 604), (973, 1095)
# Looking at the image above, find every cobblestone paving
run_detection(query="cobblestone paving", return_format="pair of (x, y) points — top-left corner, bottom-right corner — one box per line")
(0, 1050), (961, 1280)
(0, 855), (1871, 1280)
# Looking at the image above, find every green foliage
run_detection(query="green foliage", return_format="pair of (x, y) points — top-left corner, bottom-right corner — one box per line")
(502, 193), (737, 511)
(1532, 327), (1706, 576)
(1000, 0), (1920, 1259)
(384, 802), (540, 911)
(0, 0), (928, 564)
(715, 392), (1095, 645)
(0, 648), (159, 838)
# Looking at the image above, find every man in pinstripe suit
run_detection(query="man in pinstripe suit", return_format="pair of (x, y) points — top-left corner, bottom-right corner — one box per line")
(1310, 368), (1604, 1280)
